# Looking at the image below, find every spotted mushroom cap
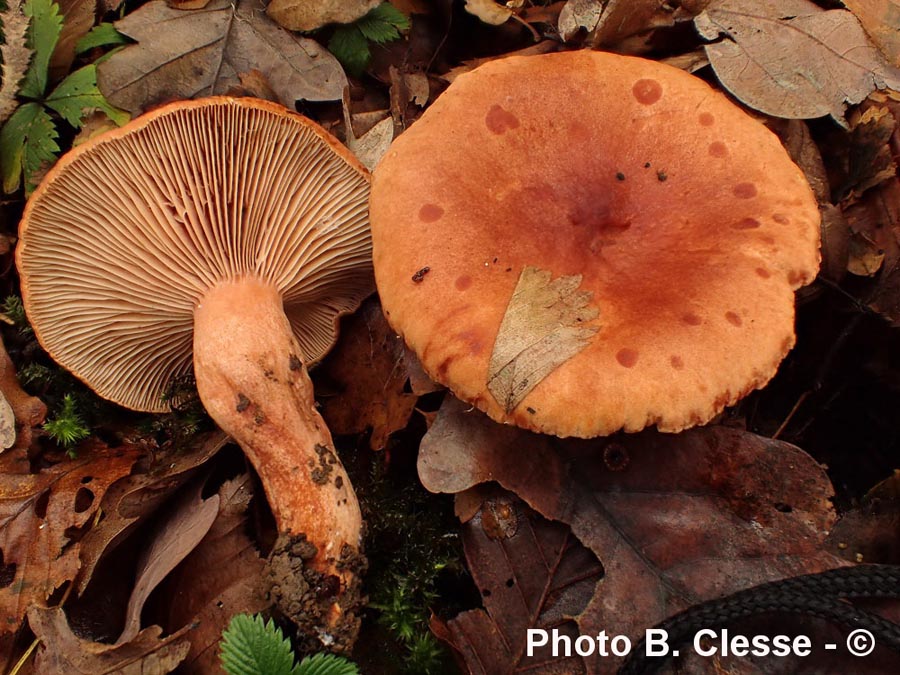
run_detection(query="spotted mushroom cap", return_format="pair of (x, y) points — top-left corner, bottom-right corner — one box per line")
(370, 51), (820, 437)
(18, 97), (372, 413)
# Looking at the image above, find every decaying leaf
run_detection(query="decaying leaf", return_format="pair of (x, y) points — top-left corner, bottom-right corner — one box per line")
(0, 1), (32, 126)
(267, 0), (380, 32)
(592, 0), (676, 47)
(118, 480), (220, 644)
(558, 0), (602, 41)
(74, 432), (229, 596)
(162, 474), (267, 674)
(487, 267), (599, 414)
(97, 0), (347, 114)
(439, 492), (603, 674)
(695, 0), (900, 124)
(318, 298), (417, 450)
(28, 606), (190, 675)
(845, 103), (899, 199)
(0, 440), (142, 632)
(464, 0), (513, 26)
(0, 338), (45, 452)
(50, 0), (96, 81)
(421, 398), (846, 671)
(844, 0), (900, 66)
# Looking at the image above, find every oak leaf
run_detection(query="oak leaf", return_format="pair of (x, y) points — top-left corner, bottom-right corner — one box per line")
(0, 440), (142, 632)
(420, 398), (846, 672)
(96, 0), (347, 114)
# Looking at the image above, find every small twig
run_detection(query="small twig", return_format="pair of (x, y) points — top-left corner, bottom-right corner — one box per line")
(772, 390), (810, 440)
(7, 639), (38, 675)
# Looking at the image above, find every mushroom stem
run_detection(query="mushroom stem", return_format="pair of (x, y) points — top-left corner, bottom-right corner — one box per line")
(193, 277), (363, 643)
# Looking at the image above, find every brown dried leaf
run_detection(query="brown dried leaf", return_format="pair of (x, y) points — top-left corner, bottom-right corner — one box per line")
(0, 441), (142, 632)
(558, 0), (602, 41)
(0, 1), (32, 126)
(118, 481), (219, 644)
(844, 0), (900, 66)
(845, 104), (899, 199)
(591, 0), (676, 48)
(267, 0), (379, 32)
(0, 337), (46, 453)
(441, 492), (603, 674)
(50, 0), (97, 81)
(28, 606), (190, 675)
(74, 432), (229, 596)
(695, 0), (900, 124)
(318, 298), (417, 450)
(163, 474), (268, 673)
(97, 0), (347, 115)
(421, 398), (845, 672)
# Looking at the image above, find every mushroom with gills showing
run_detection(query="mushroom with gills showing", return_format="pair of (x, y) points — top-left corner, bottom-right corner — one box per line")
(370, 51), (822, 438)
(16, 97), (371, 648)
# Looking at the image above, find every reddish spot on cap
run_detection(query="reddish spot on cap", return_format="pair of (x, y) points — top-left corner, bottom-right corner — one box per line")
(761, 235), (776, 245)
(725, 311), (742, 327)
(773, 213), (790, 224)
(632, 79), (662, 105)
(681, 312), (702, 326)
(733, 217), (761, 230)
(419, 203), (444, 222)
(733, 182), (758, 199)
(485, 105), (520, 134)
(787, 270), (804, 284)
(699, 113), (715, 126)
(616, 348), (639, 368)
(670, 355), (685, 370)
(709, 141), (728, 158)
(755, 267), (771, 279)
(455, 274), (472, 291)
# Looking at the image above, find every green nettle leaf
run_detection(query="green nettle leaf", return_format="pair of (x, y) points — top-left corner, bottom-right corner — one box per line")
(296, 653), (359, 675)
(19, 0), (64, 99)
(328, 2), (409, 76)
(357, 2), (409, 44)
(45, 64), (130, 127)
(0, 101), (58, 193)
(220, 614), (297, 675)
(75, 22), (128, 55)
(328, 26), (371, 78)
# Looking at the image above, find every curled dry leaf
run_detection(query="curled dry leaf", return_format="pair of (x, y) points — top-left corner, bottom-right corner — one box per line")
(464, 0), (513, 26)
(28, 606), (190, 675)
(74, 432), (229, 596)
(97, 0), (347, 114)
(591, 0), (676, 48)
(318, 298), (417, 451)
(118, 480), (220, 644)
(438, 491), (603, 674)
(161, 474), (268, 674)
(420, 398), (846, 672)
(267, 0), (380, 32)
(0, 440), (142, 632)
(0, 337), (47, 453)
(695, 0), (900, 124)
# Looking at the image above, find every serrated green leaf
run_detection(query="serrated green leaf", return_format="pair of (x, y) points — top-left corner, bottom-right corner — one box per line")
(220, 614), (297, 675)
(0, 101), (58, 193)
(328, 26), (371, 77)
(296, 653), (359, 675)
(19, 0), (63, 99)
(75, 22), (128, 55)
(357, 3), (409, 44)
(45, 64), (130, 127)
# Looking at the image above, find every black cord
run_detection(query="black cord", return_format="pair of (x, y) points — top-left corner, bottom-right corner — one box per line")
(619, 565), (900, 675)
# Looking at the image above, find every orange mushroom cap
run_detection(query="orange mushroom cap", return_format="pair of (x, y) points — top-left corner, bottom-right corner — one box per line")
(17, 97), (372, 412)
(370, 51), (821, 437)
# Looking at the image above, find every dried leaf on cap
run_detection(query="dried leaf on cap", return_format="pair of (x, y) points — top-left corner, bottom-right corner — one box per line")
(695, 0), (900, 124)
(97, 0), (347, 114)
